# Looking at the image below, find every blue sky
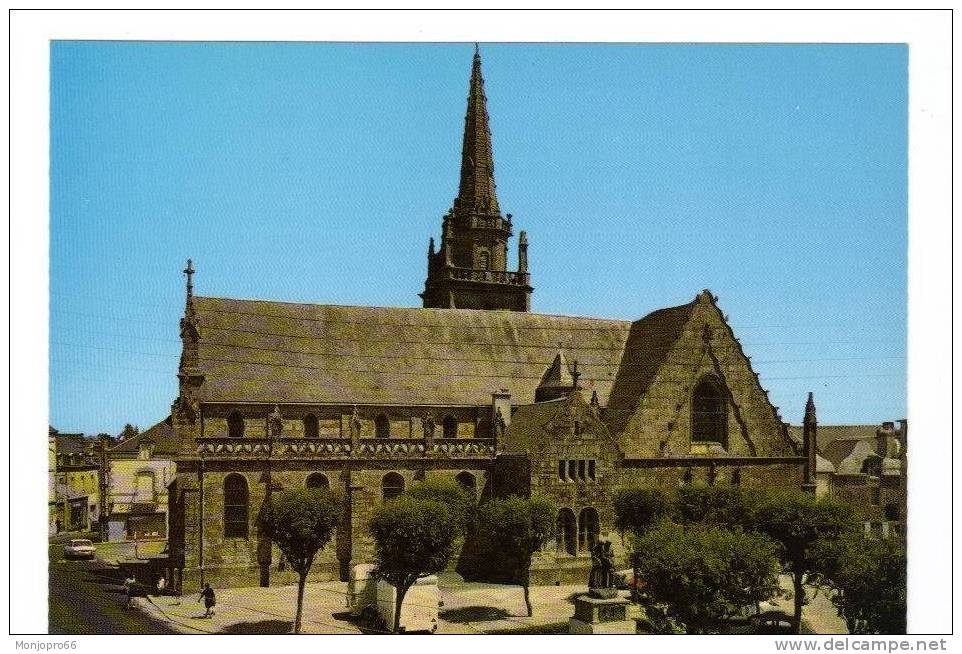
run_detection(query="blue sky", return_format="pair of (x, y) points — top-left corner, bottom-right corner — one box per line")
(49, 42), (907, 435)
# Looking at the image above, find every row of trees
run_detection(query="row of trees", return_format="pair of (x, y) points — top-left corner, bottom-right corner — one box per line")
(613, 485), (906, 634)
(261, 479), (556, 633)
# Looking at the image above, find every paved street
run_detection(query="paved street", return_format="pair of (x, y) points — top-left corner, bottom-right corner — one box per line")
(48, 538), (176, 634)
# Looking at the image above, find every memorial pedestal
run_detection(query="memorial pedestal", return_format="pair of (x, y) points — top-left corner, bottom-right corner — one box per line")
(568, 593), (636, 634)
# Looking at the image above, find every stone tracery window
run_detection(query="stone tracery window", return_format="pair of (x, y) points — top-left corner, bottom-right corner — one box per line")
(443, 415), (458, 439)
(375, 414), (391, 439)
(227, 411), (245, 439)
(306, 472), (329, 490)
(224, 473), (249, 538)
(478, 250), (490, 270)
(691, 376), (728, 447)
(303, 414), (319, 439)
(455, 471), (476, 492)
(382, 472), (404, 501)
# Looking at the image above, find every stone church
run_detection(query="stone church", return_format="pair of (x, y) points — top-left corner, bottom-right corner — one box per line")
(166, 47), (813, 590)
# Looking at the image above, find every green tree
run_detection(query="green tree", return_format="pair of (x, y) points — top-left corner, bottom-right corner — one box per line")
(405, 478), (476, 538)
(751, 489), (858, 633)
(817, 532), (907, 634)
(675, 484), (758, 528)
(612, 487), (673, 600)
(612, 487), (673, 535)
(633, 520), (782, 634)
(262, 487), (341, 633)
(476, 495), (556, 617)
(368, 495), (457, 633)
(118, 423), (139, 441)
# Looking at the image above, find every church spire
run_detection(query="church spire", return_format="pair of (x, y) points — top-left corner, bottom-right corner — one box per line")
(454, 45), (500, 216)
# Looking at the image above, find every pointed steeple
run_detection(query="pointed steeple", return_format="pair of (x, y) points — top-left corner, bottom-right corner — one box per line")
(802, 392), (818, 492)
(454, 45), (500, 216)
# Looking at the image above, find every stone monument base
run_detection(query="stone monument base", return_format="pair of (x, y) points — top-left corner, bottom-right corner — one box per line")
(568, 593), (636, 634)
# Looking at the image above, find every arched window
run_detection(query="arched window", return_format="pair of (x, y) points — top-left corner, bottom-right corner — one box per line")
(443, 415), (458, 439)
(375, 414), (391, 439)
(382, 472), (404, 501)
(224, 474), (249, 538)
(556, 508), (577, 556)
(478, 250), (490, 270)
(227, 412), (245, 439)
(306, 472), (330, 490)
(692, 377), (727, 446)
(731, 468), (742, 487)
(303, 414), (319, 439)
(455, 471), (476, 493)
(578, 507), (600, 551)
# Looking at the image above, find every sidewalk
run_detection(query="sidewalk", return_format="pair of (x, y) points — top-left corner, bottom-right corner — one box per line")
(135, 581), (363, 634)
(135, 578), (599, 634)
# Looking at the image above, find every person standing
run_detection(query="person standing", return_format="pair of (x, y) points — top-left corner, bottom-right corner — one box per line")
(199, 583), (216, 618)
(123, 575), (137, 609)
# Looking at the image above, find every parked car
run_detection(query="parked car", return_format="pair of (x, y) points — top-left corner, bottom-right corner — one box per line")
(63, 538), (95, 559)
(346, 563), (441, 633)
(376, 574), (440, 633)
(347, 563), (379, 624)
(749, 610), (796, 634)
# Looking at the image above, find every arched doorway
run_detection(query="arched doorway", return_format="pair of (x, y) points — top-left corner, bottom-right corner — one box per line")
(556, 508), (576, 556)
(578, 507), (599, 552)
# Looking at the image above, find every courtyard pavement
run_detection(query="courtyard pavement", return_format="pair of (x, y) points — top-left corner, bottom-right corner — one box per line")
(133, 572), (847, 635)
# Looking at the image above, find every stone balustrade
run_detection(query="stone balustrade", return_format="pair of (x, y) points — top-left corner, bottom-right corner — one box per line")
(194, 436), (498, 460)
(441, 267), (530, 286)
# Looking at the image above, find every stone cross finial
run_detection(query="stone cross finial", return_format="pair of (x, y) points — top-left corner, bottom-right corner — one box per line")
(571, 360), (581, 390)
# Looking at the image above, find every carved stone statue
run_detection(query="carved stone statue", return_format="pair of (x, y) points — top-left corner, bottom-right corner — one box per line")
(494, 407), (507, 440)
(349, 406), (362, 447)
(422, 413), (436, 440)
(588, 536), (616, 596)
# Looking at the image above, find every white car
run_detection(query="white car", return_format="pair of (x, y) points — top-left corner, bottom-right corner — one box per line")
(63, 538), (96, 559)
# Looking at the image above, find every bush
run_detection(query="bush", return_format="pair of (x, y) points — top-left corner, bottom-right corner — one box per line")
(612, 487), (673, 536)
(633, 520), (782, 634)
(816, 532), (907, 634)
(675, 485), (758, 529)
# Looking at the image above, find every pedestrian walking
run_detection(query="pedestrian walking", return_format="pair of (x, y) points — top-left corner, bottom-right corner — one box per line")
(156, 575), (167, 596)
(123, 575), (137, 609)
(198, 583), (216, 618)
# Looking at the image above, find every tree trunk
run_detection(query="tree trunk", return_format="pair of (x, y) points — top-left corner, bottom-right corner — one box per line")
(394, 584), (409, 633)
(792, 572), (805, 634)
(522, 562), (532, 617)
(294, 572), (307, 634)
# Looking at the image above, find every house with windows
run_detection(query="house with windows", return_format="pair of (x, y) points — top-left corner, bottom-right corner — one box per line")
(105, 416), (178, 541)
(166, 47), (811, 591)
(49, 427), (101, 533)
(791, 416), (907, 540)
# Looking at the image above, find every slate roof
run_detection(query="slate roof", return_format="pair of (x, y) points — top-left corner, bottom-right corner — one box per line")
(602, 301), (698, 435)
(190, 297), (636, 407)
(502, 398), (569, 455)
(109, 416), (179, 457)
(787, 424), (878, 451)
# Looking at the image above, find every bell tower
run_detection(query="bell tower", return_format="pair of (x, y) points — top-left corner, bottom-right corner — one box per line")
(420, 45), (533, 312)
